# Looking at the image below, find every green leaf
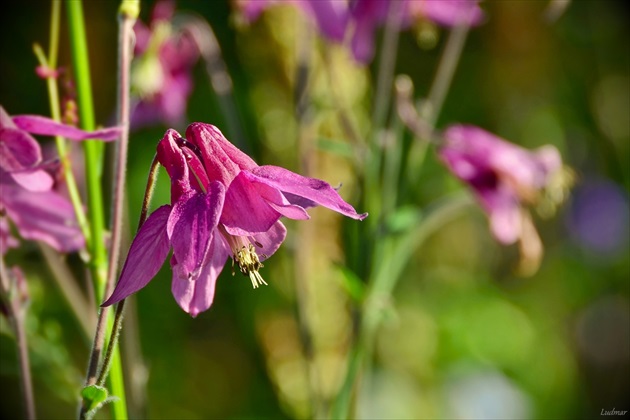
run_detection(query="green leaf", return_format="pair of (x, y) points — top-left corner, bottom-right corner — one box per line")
(81, 384), (108, 411)
(317, 137), (355, 158)
(385, 205), (423, 233)
(336, 265), (366, 303)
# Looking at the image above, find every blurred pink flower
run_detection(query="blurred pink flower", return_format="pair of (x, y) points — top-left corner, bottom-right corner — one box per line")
(235, 0), (349, 42)
(104, 122), (367, 316)
(130, 0), (201, 129)
(0, 105), (119, 253)
(0, 173), (85, 253)
(439, 125), (569, 275)
(0, 106), (120, 192)
(439, 124), (561, 245)
(350, 0), (485, 63)
(234, 0), (484, 64)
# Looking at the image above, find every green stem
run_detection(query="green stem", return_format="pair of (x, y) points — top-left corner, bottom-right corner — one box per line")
(0, 256), (36, 420)
(364, 0), (403, 235)
(38, 243), (95, 339)
(106, 5), (135, 313)
(66, 0), (107, 295)
(95, 152), (160, 391)
(33, 6), (91, 245)
(175, 13), (247, 150)
(334, 12), (475, 418)
(66, 1), (127, 418)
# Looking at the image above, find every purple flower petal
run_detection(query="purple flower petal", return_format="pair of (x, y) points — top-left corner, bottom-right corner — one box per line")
(478, 185), (522, 245)
(166, 182), (225, 281)
(7, 167), (54, 192)
(11, 114), (121, 142)
(102, 205), (172, 306)
(416, 0), (485, 28)
(0, 127), (42, 171)
(171, 231), (229, 317)
(157, 128), (202, 202)
(303, 0), (348, 42)
(220, 177), (286, 235)
(1, 183), (84, 252)
(221, 170), (309, 236)
(252, 165), (368, 220)
(250, 220), (287, 261)
(186, 123), (257, 185)
(349, 0), (387, 64)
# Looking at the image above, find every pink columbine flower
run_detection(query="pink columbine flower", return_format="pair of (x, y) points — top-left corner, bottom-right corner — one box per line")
(130, 0), (201, 129)
(439, 125), (567, 274)
(0, 106), (120, 191)
(235, 0), (349, 42)
(103, 122), (367, 316)
(350, 0), (485, 63)
(0, 105), (120, 253)
(0, 172), (85, 253)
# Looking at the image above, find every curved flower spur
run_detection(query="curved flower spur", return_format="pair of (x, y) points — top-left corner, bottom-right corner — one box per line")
(103, 123), (367, 316)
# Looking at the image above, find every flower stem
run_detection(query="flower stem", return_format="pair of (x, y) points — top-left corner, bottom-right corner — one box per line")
(0, 256), (36, 420)
(364, 0), (403, 233)
(333, 14), (474, 418)
(293, 20), (322, 418)
(422, 17), (472, 128)
(92, 153), (160, 414)
(371, 0), (403, 133)
(97, 299), (126, 387)
(32, 0), (91, 245)
(38, 243), (95, 339)
(66, 1), (127, 418)
(105, 2), (136, 321)
(176, 13), (247, 151)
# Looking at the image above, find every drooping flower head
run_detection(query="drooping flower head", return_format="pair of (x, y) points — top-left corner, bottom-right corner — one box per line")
(0, 105), (121, 253)
(234, 0), (349, 42)
(130, 0), (201, 129)
(439, 124), (570, 274)
(349, 0), (485, 63)
(104, 123), (366, 316)
(233, 0), (484, 64)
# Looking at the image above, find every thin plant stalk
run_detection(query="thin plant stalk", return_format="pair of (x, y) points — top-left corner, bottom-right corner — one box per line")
(0, 256), (36, 420)
(66, 1), (127, 418)
(364, 0), (403, 232)
(423, 19), (472, 127)
(105, 1), (137, 315)
(371, 0), (404, 133)
(292, 19), (322, 418)
(29, 0), (95, 343)
(174, 13), (246, 151)
(332, 14), (474, 418)
(32, 0), (90, 245)
(96, 154), (160, 392)
(38, 243), (95, 339)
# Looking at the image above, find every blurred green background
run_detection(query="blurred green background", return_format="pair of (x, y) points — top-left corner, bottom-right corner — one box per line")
(1, 1), (628, 419)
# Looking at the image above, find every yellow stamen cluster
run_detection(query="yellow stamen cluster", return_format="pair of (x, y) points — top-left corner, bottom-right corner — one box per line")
(233, 244), (267, 288)
(537, 166), (576, 219)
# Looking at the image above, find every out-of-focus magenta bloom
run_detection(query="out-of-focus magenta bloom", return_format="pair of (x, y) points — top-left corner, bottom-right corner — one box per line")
(130, 0), (200, 129)
(0, 105), (119, 253)
(439, 125), (562, 247)
(104, 122), (367, 316)
(0, 106), (120, 192)
(0, 173), (84, 253)
(350, 0), (485, 63)
(235, 0), (349, 42)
